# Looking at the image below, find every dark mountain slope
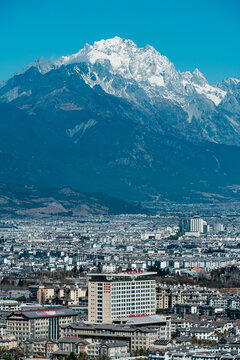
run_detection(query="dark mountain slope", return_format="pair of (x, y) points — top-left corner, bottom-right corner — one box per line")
(0, 183), (144, 217)
(0, 56), (240, 202)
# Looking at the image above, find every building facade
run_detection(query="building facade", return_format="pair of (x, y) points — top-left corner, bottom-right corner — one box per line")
(61, 322), (166, 351)
(7, 307), (78, 344)
(88, 272), (156, 323)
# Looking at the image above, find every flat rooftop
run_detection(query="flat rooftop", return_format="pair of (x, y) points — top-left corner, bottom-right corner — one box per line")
(88, 271), (157, 279)
(113, 314), (167, 325)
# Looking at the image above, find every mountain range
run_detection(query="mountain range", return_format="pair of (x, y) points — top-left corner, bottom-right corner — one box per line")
(0, 37), (240, 204)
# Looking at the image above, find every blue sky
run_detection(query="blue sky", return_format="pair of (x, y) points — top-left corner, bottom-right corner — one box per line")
(0, 0), (239, 83)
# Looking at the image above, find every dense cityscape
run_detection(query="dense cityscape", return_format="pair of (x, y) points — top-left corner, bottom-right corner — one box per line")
(0, 213), (240, 359)
(1, 0), (240, 359)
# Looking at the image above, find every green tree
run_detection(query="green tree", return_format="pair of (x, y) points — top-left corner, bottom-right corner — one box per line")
(67, 352), (77, 360)
(78, 352), (88, 360)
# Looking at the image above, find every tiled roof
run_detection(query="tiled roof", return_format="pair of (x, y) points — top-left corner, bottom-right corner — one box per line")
(7, 307), (77, 319)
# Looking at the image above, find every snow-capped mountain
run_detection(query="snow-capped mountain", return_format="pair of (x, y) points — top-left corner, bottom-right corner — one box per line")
(3, 36), (239, 145)
(18, 36), (227, 107)
(218, 77), (240, 115)
(0, 37), (240, 202)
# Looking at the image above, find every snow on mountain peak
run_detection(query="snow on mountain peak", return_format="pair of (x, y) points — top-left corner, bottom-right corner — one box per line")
(230, 78), (240, 84)
(55, 36), (173, 81)
(16, 57), (54, 76)
(222, 77), (240, 87)
(54, 37), (227, 106)
(55, 37), (136, 67)
(16, 37), (227, 107)
(188, 68), (226, 106)
(192, 68), (207, 84)
(52, 37), (180, 101)
(93, 36), (136, 50)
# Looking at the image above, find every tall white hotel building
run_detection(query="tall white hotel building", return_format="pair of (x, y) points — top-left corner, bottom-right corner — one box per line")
(190, 217), (208, 233)
(88, 271), (156, 323)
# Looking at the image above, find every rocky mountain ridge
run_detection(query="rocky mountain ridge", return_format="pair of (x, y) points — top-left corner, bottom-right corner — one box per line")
(0, 37), (240, 202)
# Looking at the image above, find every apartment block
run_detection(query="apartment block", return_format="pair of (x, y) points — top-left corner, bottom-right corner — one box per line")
(37, 284), (87, 305)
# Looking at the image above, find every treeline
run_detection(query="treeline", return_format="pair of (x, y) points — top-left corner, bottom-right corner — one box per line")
(148, 265), (240, 289)
(209, 266), (240, 288)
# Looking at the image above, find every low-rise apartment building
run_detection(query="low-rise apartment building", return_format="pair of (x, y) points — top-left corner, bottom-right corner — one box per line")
(23, 338), (58, 356)
(7, 307), (78, 344)
(54, 337), (129, 359)
(37, 284), (87, 305)
(61, 318), (170, 351)
(156, 285), (214, 311)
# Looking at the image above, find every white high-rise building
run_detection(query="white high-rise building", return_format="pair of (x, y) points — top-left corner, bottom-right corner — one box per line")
(213, 223), (224, 233)
(88, 271), (156, 324)
(190, 217), (208, 234)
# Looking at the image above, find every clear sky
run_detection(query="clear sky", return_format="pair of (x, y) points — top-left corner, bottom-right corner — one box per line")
(1, 0), (239, 83)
